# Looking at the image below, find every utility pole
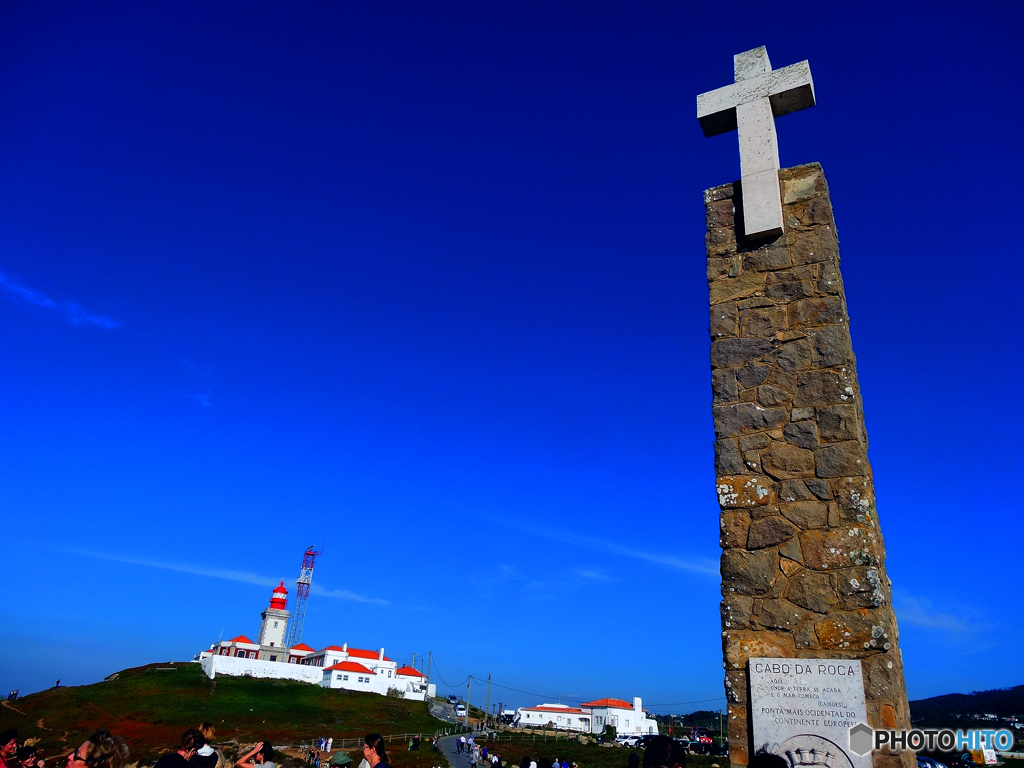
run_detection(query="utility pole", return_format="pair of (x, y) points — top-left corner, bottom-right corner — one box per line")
(426, 651), (433, 690)
(466, 677), (472, 727)
(485, 673), (491, 726)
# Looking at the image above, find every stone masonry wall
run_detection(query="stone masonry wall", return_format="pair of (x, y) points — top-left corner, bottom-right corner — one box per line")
(705, 164), (912, 768)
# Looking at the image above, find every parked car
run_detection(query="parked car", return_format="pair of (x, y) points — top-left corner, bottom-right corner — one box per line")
(615, 735), (641, 747)
(455, 704), (467, 717)
(447, 695), (460, 705)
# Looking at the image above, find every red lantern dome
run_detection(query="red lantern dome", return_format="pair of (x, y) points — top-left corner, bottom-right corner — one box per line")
(270, 580), (288, 610)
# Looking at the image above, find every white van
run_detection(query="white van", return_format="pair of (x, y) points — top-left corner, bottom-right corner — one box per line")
(455, 704), (467, 718)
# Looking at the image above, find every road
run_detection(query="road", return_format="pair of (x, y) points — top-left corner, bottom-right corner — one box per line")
(437, 735), (475, 768)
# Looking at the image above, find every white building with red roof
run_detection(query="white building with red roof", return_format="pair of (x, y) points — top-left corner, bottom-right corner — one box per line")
(516, 704), (592, 732)
(195, 582), (434, 700)
(515, 696), (657, 735)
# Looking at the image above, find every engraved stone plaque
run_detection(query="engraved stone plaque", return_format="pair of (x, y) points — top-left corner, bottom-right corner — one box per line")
(749, 658), (870, 768)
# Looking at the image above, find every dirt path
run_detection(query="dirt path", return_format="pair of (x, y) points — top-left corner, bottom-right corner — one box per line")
(1, 700), (26, 715)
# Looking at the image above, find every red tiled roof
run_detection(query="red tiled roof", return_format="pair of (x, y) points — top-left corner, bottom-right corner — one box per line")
(348, 647), (393, 662)
(395, 666), (425, 677)
(522, 706), (586, 714)
(317, 645), (393, 661)
(290, 643), (315, 652)
(229, 635), (256, 644)
(581, 698), (633, 709)
(324, 661), (375, 674)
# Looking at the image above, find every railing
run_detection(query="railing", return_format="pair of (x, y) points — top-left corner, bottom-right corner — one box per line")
(303, 731), (470, 751)
(303, 725), (599, 754)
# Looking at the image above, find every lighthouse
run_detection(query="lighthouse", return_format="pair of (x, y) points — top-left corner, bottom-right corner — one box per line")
(256, 581), (291, 661)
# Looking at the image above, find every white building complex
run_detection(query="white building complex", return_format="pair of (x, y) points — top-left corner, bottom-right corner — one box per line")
(197, 582), (434, 701)
(516, 697), (658, 735)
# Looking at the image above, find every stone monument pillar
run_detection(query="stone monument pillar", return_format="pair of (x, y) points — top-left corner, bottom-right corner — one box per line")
(705, 162), (912, 768)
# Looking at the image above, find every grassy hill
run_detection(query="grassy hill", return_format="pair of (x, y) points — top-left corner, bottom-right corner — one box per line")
(909, 685), (1024, 728)
(0, 662), (445, 767)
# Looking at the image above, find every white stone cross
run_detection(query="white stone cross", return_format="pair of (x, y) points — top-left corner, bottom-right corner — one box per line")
(697, 46), (815, 239)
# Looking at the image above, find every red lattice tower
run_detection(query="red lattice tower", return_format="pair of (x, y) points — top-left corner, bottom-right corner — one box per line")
(286, 545), (320, 648)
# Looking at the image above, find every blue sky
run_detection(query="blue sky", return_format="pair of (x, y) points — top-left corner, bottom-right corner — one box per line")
(1, 1), (1022, 713)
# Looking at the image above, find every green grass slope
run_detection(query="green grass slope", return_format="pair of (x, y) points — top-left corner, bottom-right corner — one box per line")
(0, 663), (444, 767)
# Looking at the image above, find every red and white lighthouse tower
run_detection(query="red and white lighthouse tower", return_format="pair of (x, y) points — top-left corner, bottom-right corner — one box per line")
(256, 580), (291, 659)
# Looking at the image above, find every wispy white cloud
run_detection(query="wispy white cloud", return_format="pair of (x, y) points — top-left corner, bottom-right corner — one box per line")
(893, 590), (997, 635)
(0, 269), (120, 329)
(311, 584), (387, 605)
(468, 563), (611, 602)
(505, 523), (719, 576)
(68, 549), (276, 586)
(68, 549), (387, 604)
(180, 359), (217, 407)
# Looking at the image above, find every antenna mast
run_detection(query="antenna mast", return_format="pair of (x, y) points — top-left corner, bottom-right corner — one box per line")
(286, 545), (320, 648)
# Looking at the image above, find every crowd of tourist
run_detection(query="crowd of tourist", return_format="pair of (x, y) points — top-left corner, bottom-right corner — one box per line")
(451, 734), (686, 768)
(0, 729), (392, 768)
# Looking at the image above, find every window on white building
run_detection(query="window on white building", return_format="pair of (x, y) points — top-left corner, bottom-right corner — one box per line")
(343, 675), (349, 681)
(557, 716), (563, 723)
(270, 655), (277, 662)
(611, 716), (618, 726)
(269, 642), (275, 647)
(388, 671), (391, 677)
(626, 720), (630, 728)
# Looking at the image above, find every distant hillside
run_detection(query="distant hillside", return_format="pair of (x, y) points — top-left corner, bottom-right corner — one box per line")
(909, 685), (1024, 726)
(0, 662), (444, 767)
